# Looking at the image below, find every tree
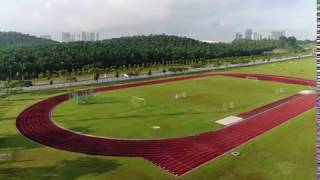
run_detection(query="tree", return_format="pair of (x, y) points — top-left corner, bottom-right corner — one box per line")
(0, 34), (302, 81)
(94, 73), (100, 81)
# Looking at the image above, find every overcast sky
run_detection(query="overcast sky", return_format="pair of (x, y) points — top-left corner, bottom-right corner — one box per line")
(0, 0), (316, 42)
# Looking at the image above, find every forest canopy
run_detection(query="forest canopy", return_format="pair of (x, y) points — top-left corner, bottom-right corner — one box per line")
(0, 34), (303, 80)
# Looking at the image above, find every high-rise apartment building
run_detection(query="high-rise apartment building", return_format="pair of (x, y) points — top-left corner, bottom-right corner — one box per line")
(271, 31), (286, 40)
(253, 33), (263, 40)
(81, 32), (99, 41)
(71, 34), (81, 42)
(235, 32), (243, 40)
(61, 32), (72, 42)
(245, 29), (253, 40)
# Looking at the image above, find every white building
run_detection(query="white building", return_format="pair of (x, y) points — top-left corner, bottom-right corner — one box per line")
(253, 33), (263, 40)
(271, 31), (286, 40)
(71, 34), (81, 42)
(245, 29), (253, 40)
(81, 32), (99, 41)
(235, 32), (243, 40)
(61, 32), (72, 42)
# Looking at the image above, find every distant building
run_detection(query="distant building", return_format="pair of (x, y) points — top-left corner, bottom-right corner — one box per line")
(81, 32), (88, 41)
(245, 29), (253, 40)
(235, 32), (243, 40)
(96, 33), (100, 41)
(71, 34), (81, 42)
(81, 32), (99, 41)
(62, 32), (100, 42)
(61, 32), (72, 42)
(39, 35), (52, 40)
(271, 31), (286, 40)
(89, 32), (96, 41)
(253, 33), (263, 40)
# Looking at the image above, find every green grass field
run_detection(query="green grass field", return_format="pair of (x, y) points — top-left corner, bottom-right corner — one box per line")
(54, 77), (306, 139)
(0, 57), (315, 179)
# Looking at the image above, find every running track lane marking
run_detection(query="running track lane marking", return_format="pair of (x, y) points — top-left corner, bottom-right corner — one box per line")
(16, 73), (316, 177)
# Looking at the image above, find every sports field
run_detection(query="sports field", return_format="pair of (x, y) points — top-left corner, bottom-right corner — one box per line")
(0, 57), (316, 179)
(54, 77), (306, 139)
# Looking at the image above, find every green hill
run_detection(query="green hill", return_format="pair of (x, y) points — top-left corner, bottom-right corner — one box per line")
(0, 31), (56, 47)
(0, 34), (303, 80)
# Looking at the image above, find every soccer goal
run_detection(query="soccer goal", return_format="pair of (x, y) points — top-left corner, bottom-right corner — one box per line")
(131, 96), (146, 106)
(70, 89), (96, 105)
(175, 92), (187, 100)
(222, 101), (235, 111)
(274, 88), (285, 95)
(246, 76), (259, 81)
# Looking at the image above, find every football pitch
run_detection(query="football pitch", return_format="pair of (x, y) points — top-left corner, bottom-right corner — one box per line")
(54, 76), (306, 139)
(0, 57), (316, 179)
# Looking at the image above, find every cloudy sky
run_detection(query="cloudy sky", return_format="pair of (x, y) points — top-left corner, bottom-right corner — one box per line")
(0, 0), (316, 42)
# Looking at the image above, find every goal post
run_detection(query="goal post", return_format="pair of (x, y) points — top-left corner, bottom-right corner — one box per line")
(131, 96), (146, 106)
(175, 92), (187, 100)
(245, 76), (259, 81)
(70, 89), (96, 105)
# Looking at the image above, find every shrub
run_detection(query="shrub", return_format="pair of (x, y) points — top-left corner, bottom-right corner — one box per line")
(4, 80), (33, 88)
(66, 76), (77, 82)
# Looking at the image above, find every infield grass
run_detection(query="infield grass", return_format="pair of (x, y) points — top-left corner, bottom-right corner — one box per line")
(0, 56), (315, 179)
(53, 76), (306, 139)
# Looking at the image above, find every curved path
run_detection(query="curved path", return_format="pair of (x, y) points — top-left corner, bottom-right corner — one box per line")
(16, 73), (316, 176)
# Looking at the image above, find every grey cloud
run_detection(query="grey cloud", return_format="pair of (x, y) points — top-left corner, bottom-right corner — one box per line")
(0, 0), (315, 41)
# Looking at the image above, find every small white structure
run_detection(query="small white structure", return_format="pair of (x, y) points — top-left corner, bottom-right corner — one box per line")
(131, 96), (146, 106)
(231, 151), (241, 156)
(299, 90), (314, 95)
(152, 126), (161, 130)
(229, 101), (235, 109)
(216, 116), (244, 126)
(123, 74), (129, 78)
(275, 88), (285, 95)
(246, 76), (259, 81)
(175, 92), (187, 100)
(0, 152), (11, 161)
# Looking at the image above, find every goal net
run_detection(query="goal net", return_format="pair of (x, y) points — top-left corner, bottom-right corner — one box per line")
(246, 76), (259, 81)
(131, 96), (146, 106)
(274, 88), (285, 95)
(70, 89), (96, 105)
(175, 92), (187, 100)
(222, 101), (235, 111)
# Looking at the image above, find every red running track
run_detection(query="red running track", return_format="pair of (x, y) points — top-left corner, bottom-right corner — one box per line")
(16, 73), (316, 176)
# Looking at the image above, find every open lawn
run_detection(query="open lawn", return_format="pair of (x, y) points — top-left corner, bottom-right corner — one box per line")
(0, 56), (316, 179)
(54, 77), (305, 139)
(224, 57), (315, 79)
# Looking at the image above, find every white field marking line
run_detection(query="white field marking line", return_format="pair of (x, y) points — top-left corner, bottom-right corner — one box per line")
(45, 73), (314, 141)
(21, 78), (314, 177)
(210, 94), (312, 130)
(240, 93), (313, 122)
(172, 94), (315, 177)
(145, 94), (315, 177)
(47, 93), (314, 142)
(246, 76), (259, 80)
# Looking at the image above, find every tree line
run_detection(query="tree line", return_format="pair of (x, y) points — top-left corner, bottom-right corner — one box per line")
(0, 31), (55, 48)
(0, 34), (303, 80)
